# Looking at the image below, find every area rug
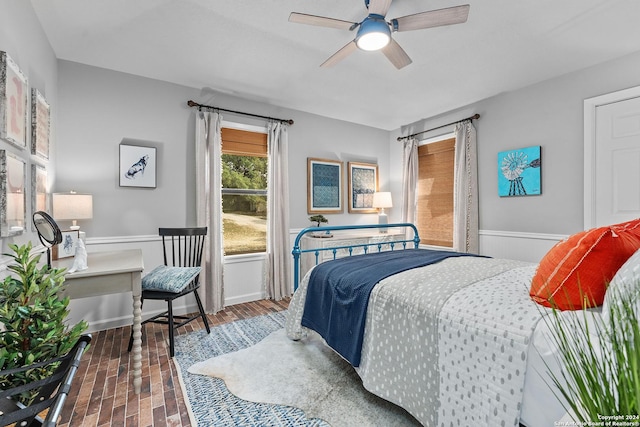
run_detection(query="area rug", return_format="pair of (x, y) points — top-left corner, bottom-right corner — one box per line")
(173, 311), (420, 426)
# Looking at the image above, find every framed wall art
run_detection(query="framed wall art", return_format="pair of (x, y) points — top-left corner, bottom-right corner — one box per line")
(31, 89), (50, 159)
(0, 51), (28, 149)
(0, 150), (26, 236)
(307, 157), (343, 214)
(52, 229), (80, 260)
(119, 144), (157, 188)
(498, 146), (542, 197)
(31, 163), (48, 225)
(348, 161), (378, 213)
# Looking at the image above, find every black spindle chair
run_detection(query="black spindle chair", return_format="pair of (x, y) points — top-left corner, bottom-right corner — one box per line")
(128, 227), (211, 357)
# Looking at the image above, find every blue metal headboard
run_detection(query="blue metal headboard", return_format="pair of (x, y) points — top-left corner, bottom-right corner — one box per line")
(291, 222), (420, 290)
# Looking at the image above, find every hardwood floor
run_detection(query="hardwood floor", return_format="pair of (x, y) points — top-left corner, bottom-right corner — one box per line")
(58, 298), (289, 427)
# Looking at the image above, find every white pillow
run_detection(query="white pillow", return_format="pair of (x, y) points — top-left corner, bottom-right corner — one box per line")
(602, 247), (640, 336)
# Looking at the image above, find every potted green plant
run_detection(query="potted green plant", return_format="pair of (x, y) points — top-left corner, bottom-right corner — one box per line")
(309, 215), (333, 238)
(309, 215), (328, 227)
(545, 283), (639, 422)
(0, 242), (88, 404)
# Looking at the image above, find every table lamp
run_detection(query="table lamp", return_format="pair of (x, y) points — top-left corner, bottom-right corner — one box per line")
(372, 192), (393, 233)
(52, 191), (93, 231)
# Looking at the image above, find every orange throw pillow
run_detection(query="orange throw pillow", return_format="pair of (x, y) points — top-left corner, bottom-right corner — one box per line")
(530, 219), (640, 310)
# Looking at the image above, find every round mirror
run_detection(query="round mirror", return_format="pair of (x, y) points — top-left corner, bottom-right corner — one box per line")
(33, 211), (62, 247)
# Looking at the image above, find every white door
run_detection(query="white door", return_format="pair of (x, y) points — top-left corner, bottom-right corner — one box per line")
(587, 92), (640, 227)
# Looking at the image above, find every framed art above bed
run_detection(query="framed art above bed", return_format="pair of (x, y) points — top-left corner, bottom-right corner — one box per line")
(307, 157), (343, 214)
(347, 161), (378, 213)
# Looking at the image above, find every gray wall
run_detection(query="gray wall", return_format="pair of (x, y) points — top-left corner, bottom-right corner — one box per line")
(56, 61), (391, 237)
(56, 61), (199, 236)
(389, 50), (640, 236)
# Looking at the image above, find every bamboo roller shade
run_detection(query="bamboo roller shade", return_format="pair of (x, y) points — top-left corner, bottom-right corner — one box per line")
(417, 138), (455, 247)
(221, 128), (267, 156)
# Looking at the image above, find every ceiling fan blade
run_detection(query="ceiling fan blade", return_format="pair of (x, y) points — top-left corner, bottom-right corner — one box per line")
(289, 12), (356, 30)
(321, 41), (358, 68)
(381, 39), (412, 69)
(392, 4), (470, 32)
(368, 0), (392, 16)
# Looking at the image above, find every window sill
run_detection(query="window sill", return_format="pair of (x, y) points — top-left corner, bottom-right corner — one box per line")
(224, 252), (267, 264)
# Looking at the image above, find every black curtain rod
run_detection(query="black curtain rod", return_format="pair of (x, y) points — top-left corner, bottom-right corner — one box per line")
(397, 113), (480, 142)
(187, 100), (294, 125)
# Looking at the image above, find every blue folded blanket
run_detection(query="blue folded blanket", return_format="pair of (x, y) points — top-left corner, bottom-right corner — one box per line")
(301, 249), (481, 366)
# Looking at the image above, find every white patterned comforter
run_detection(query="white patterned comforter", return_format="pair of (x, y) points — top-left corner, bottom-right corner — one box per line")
(286, 256), (547, 427)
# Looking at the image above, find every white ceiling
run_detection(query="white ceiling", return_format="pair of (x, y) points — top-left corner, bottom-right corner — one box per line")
(30, 0), (640, 130)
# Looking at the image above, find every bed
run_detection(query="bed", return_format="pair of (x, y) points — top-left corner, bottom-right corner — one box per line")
(286, 221), (640, 427)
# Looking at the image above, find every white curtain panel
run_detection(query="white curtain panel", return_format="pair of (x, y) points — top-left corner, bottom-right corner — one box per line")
(195, 111), (225, 313)
(401, 137), (418, 224)
(453, 120), (479, 253)
(265, 122), (292, 299)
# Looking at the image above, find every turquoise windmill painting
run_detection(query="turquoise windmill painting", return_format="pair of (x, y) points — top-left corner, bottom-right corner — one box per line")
(497, 146), (541, 197)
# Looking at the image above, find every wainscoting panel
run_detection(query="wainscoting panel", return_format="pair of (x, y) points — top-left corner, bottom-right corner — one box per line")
(479, 230), (566, 263)
(60, 229), (565, 332)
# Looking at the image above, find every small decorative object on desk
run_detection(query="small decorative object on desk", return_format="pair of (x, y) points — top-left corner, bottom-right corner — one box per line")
(52, 229), (80, 260)
(309, 214), (333, 238)
(68, 239), (88, 273)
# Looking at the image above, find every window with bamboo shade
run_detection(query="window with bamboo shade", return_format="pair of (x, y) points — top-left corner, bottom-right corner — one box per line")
(416, 137), (455, 247)
(221, 127), (268, 255)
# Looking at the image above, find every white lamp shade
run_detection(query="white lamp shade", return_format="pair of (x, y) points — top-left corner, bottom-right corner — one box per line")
(53, 192), (93, 221)
(372, 192), (393, 209)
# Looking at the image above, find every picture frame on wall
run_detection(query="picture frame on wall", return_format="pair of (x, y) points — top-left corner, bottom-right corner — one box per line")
(31, 164), (48, 230)
(31, 89), (50, 159)
(0, 51), (28, 149)
(348, 161), (378, 213)
(0, 150), (26, 236)
(307, 157), (343, 214)
(119, 144), (157, 188)
(52, 229), (80, 260)
(497, 146), (542, 197)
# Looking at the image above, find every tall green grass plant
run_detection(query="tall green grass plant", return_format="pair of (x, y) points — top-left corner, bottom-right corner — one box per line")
(546, 285), (639, 421)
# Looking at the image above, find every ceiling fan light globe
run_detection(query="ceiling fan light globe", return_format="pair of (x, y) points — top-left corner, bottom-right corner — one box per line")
(355, 15), (391, 51)
(357, 32), (390, 51)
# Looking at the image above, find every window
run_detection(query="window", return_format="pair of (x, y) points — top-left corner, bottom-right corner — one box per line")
(416, 136), (455, 247)
(221, 127), (268, 255)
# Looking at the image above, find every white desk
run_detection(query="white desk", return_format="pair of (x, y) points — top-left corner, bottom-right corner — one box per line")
(53, 249), (144, 394)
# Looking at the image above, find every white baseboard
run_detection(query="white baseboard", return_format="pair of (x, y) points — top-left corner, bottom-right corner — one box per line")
(83, 301), (200, 333)
(225, 291), (265, 307)
(84, 293), (270, 332)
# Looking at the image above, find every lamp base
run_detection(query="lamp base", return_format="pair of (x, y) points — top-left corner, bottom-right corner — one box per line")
(378, 212), (388, 233)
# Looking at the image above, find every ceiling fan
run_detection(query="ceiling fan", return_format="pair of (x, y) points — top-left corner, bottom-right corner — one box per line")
(289, 0), (470, 69)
